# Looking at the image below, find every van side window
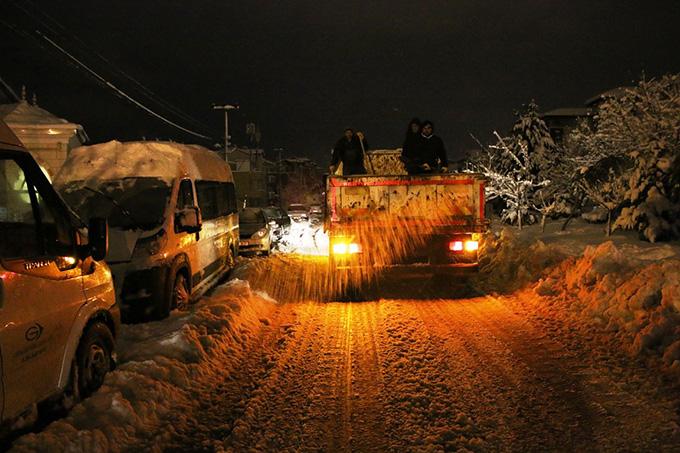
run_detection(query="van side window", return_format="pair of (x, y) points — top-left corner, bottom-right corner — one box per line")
(225, 182), (237, 214)
(0, 159), (39, 258)
(196, 181), (218, 220)
(177, 179), (195, 209)
(196, 180), (237, 220)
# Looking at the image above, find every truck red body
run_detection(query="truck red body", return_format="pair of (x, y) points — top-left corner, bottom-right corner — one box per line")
(325, 150), (488, 279)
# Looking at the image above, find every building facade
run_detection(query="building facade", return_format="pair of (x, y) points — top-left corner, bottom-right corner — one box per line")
(0, 90), (88, 176)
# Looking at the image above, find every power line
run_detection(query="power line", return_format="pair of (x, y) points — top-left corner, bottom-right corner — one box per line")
(11, 0), (215, 133)
(35, 30), (213, 140)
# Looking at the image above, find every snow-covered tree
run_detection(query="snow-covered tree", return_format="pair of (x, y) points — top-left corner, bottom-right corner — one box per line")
(577, 156), (633, 236)
(467, 132), (549, 229)
(569, 74), (680, 241)
(467, 101), (572, 229)
(510, 101), (560, 176)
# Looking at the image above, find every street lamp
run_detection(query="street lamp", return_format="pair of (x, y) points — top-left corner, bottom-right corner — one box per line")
(212, 103), (239, 163)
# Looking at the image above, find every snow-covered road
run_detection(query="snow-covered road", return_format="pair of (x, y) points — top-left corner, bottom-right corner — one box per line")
(159, 295), (679, 452)
(10, 224), (680, 452)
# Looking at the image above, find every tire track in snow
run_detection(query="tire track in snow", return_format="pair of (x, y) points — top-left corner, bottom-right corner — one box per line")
(345, 302), (388, 452)
(341, 303), (353, 449)
(160, 295), (680, 452)
(374, 300), (489, 451)
(223, 300), (327, 451)
(222, 302), (366, 451)
(412, 299), (516, 450)
(450, 297), (597, 451)
(163, 303), (298, 452)
(496, 293), (680, 451)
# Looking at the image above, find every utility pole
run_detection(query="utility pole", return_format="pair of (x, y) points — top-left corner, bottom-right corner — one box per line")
(212, 104), (239, 163)
(274, 147), (284, 205)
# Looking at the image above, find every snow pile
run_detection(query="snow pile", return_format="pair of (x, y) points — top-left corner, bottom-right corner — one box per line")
(364, 149), (407, 175)
(10, 279), (277, 453)
(532, 242), (680, 373)
(276, 220), (329, 256)
(475, 228), (568, 293)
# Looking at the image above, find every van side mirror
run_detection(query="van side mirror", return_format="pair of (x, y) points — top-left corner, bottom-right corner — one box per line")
(176, 207), (202, 233)
(88, 217), (108, 261)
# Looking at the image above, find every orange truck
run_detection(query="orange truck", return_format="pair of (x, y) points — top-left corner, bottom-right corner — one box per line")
(325, 150), (488, 281)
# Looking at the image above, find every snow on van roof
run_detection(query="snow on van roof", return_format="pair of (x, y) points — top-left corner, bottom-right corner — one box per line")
(54, 140), (232, 187)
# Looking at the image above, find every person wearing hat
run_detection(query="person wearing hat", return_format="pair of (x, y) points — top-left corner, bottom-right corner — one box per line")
(329, 128), (368, 175)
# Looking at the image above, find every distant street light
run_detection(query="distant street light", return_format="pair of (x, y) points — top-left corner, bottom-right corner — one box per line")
(212, 103), (239, 163)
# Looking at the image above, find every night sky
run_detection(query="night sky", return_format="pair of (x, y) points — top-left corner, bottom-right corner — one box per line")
(2, 0), (680, 163)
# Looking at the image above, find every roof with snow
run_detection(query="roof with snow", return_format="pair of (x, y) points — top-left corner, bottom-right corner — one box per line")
(541, 107), (592, 118)
(0, 100), (71, 125)
(586, 86), (634, 107)
(55, 140), (232, 186)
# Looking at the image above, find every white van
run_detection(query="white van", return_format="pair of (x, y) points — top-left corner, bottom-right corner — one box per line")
(0, 121), (118, 430)
(55, 141), (239, 320)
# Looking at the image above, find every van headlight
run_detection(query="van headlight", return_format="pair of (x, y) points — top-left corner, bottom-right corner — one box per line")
(252, 228), (268, 239)
(133, 230), (168, 257)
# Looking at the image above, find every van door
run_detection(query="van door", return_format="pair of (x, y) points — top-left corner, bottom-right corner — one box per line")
(174, 179), (201, 286)
(194, 181), (229, 287)
(0, 157), (84, 420)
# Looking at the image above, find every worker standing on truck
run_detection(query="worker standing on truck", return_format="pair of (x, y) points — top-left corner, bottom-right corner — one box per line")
(405, 120), (449, 174)
(401, 117), (422, 174)
(330, 128), (368, 175)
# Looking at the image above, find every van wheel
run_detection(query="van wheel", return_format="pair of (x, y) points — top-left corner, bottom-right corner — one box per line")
(153, 260), (190, 320)
(172, 272), (190, 311)
(75, 323), (114, 399)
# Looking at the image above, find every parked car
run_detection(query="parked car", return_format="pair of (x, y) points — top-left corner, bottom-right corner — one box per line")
(0, 121), (118, 432)
(262, 206), (291, 242)
(55, 141), (239, 321)
(239, 207), (273, 255)
(287, 203), (309, 222)
(308, 205), (323, 224)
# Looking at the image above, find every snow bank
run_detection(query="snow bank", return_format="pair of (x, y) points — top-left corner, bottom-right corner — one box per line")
(476, 226), (680, 375)
(10, 279), (277, 453)
(531, 242), (680, 374)
(475, 228), (568, 293)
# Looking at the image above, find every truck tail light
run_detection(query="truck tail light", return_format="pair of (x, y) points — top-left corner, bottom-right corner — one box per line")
(449, 241), (463, 251)
(448, 240), (479, 252)
(465, 240), (479, 251)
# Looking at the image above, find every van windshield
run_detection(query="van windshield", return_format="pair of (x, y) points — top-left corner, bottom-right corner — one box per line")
(59, 177), (171, 230)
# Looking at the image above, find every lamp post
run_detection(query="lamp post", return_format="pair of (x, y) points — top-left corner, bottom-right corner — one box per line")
(274, 147), (284, 205)
(212, 104), (239, 163)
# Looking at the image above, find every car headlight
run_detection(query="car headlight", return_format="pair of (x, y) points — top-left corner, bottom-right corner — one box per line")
(252, 228), (268, 239)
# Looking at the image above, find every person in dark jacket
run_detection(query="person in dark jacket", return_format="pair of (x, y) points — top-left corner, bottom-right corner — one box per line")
(401, 118), (422, 174)
(401, 118), (420, 169)
(330, 128), (368, 175)
(407, 120), (448, 174)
